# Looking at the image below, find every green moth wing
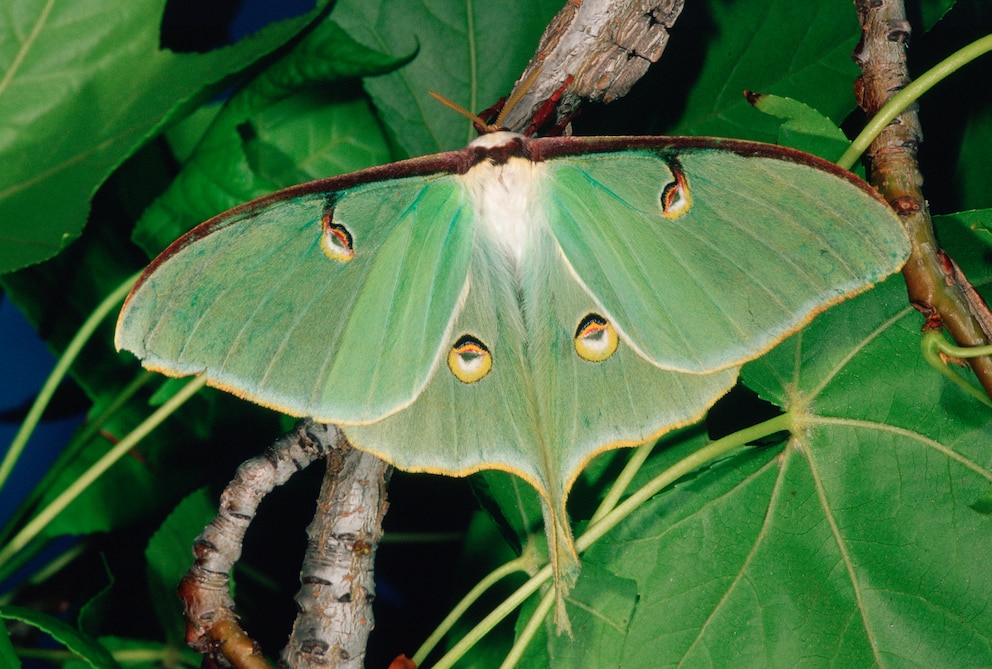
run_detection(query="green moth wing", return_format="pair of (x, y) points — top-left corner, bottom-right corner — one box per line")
(116, 133), (909, 626)
(536, 137), (910, 373)
(117, 154), (476, 423)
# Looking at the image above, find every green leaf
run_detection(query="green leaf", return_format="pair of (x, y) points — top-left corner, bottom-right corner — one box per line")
(518, 562), (638, 666)
(471, 471), (544, 553)
(163, 102), (225, 165)
(78, 558), (114, 637)
(951, 103), (992, 212)
(132, 19), (398, 256)
(63, 636), (201, 669)
(0, 0), (331, 273)
(0, 605), (122, 669)
(33, 389), (275, 540)
(333, 0), (562, 156)
(668, 0), (863, 141)
(0, 620), (21, 669)
(969, 485), (992, 514)
(739, 294), (991, 665)
(529, 431), (777, 665)
(934, 211), (992, 256)
(472, 450), (628, 555)
(133, 95), (391, 256)
(921, 0), (957, 30)
(1, 10), (359, 568)
(746, 92), (851, 161)
(145, 488), (217, 643)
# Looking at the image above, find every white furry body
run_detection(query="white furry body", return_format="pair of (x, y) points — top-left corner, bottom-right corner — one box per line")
(460, 132), (547, 269)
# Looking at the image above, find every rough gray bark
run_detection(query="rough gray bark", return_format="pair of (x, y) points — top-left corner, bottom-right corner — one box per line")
(279, 439), (391, 669)
(178, 421), (350, 668)
(500, 0), (685, 133)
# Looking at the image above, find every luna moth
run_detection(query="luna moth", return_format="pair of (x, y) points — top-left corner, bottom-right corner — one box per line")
(115, 131), (909, 627)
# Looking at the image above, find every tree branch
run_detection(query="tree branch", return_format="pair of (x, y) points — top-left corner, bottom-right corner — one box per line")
(280, 435), (391, 668)
(501, 0), (685, 133)
(178, 421), (352, 668)
(852, 0), (992, 398)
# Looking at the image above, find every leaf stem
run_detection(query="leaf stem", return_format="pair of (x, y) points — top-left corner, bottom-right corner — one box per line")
(431, 563), (553, 669)
(838, 33), (992, 171)
(499, 586), (555, 669)
(921, 330), (992, 407)
(924, 331), (992, 359)
(575, 413), (793, 554)
(590, 441), (655, 524)
(0, 274), (138, 494)
(0, 370), (155, 547)
(414, 442), (658, 665)
(0, 375), (206, 569)
(411, 555), (532, 666)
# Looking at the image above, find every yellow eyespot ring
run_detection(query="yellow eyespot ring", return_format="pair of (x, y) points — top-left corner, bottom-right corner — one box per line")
(660, 163), (692, 219)
(448, 334), (493, 383)
(574, 314), (619, 362)
(320, 210), (355, 262)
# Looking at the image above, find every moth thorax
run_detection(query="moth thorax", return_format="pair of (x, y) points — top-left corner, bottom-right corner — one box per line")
(460, 156), (545, 268)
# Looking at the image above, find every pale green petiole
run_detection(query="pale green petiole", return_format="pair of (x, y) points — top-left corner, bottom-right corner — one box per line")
(590, 441), (656, 525)
(413, 432), (660, 665)
(0, 375), (207, 568)
(500, 585), (556, 669)
(0, 273), (138, 494)
(837, 33), (992, 171)
(411, 555), (533, 666)
(0, 369), (156, 551)
(921, 330), (992, 408)
(413, 439), (659, 666)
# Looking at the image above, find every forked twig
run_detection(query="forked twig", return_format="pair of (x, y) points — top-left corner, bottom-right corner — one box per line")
(179, 421), (390, 669)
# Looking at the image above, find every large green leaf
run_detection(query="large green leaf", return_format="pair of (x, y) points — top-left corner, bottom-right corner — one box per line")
(518, 562), (639, 666)
(0, 0), (331, 273)
(653, 0), (863, 141)
(0, 605), (121, 669)
(332, 0), (562, 156)
(0, 619), (20, 669)
(131, 19), (398, 256)
(145, 488), (217, 643)
(0, 11), (399, 551)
